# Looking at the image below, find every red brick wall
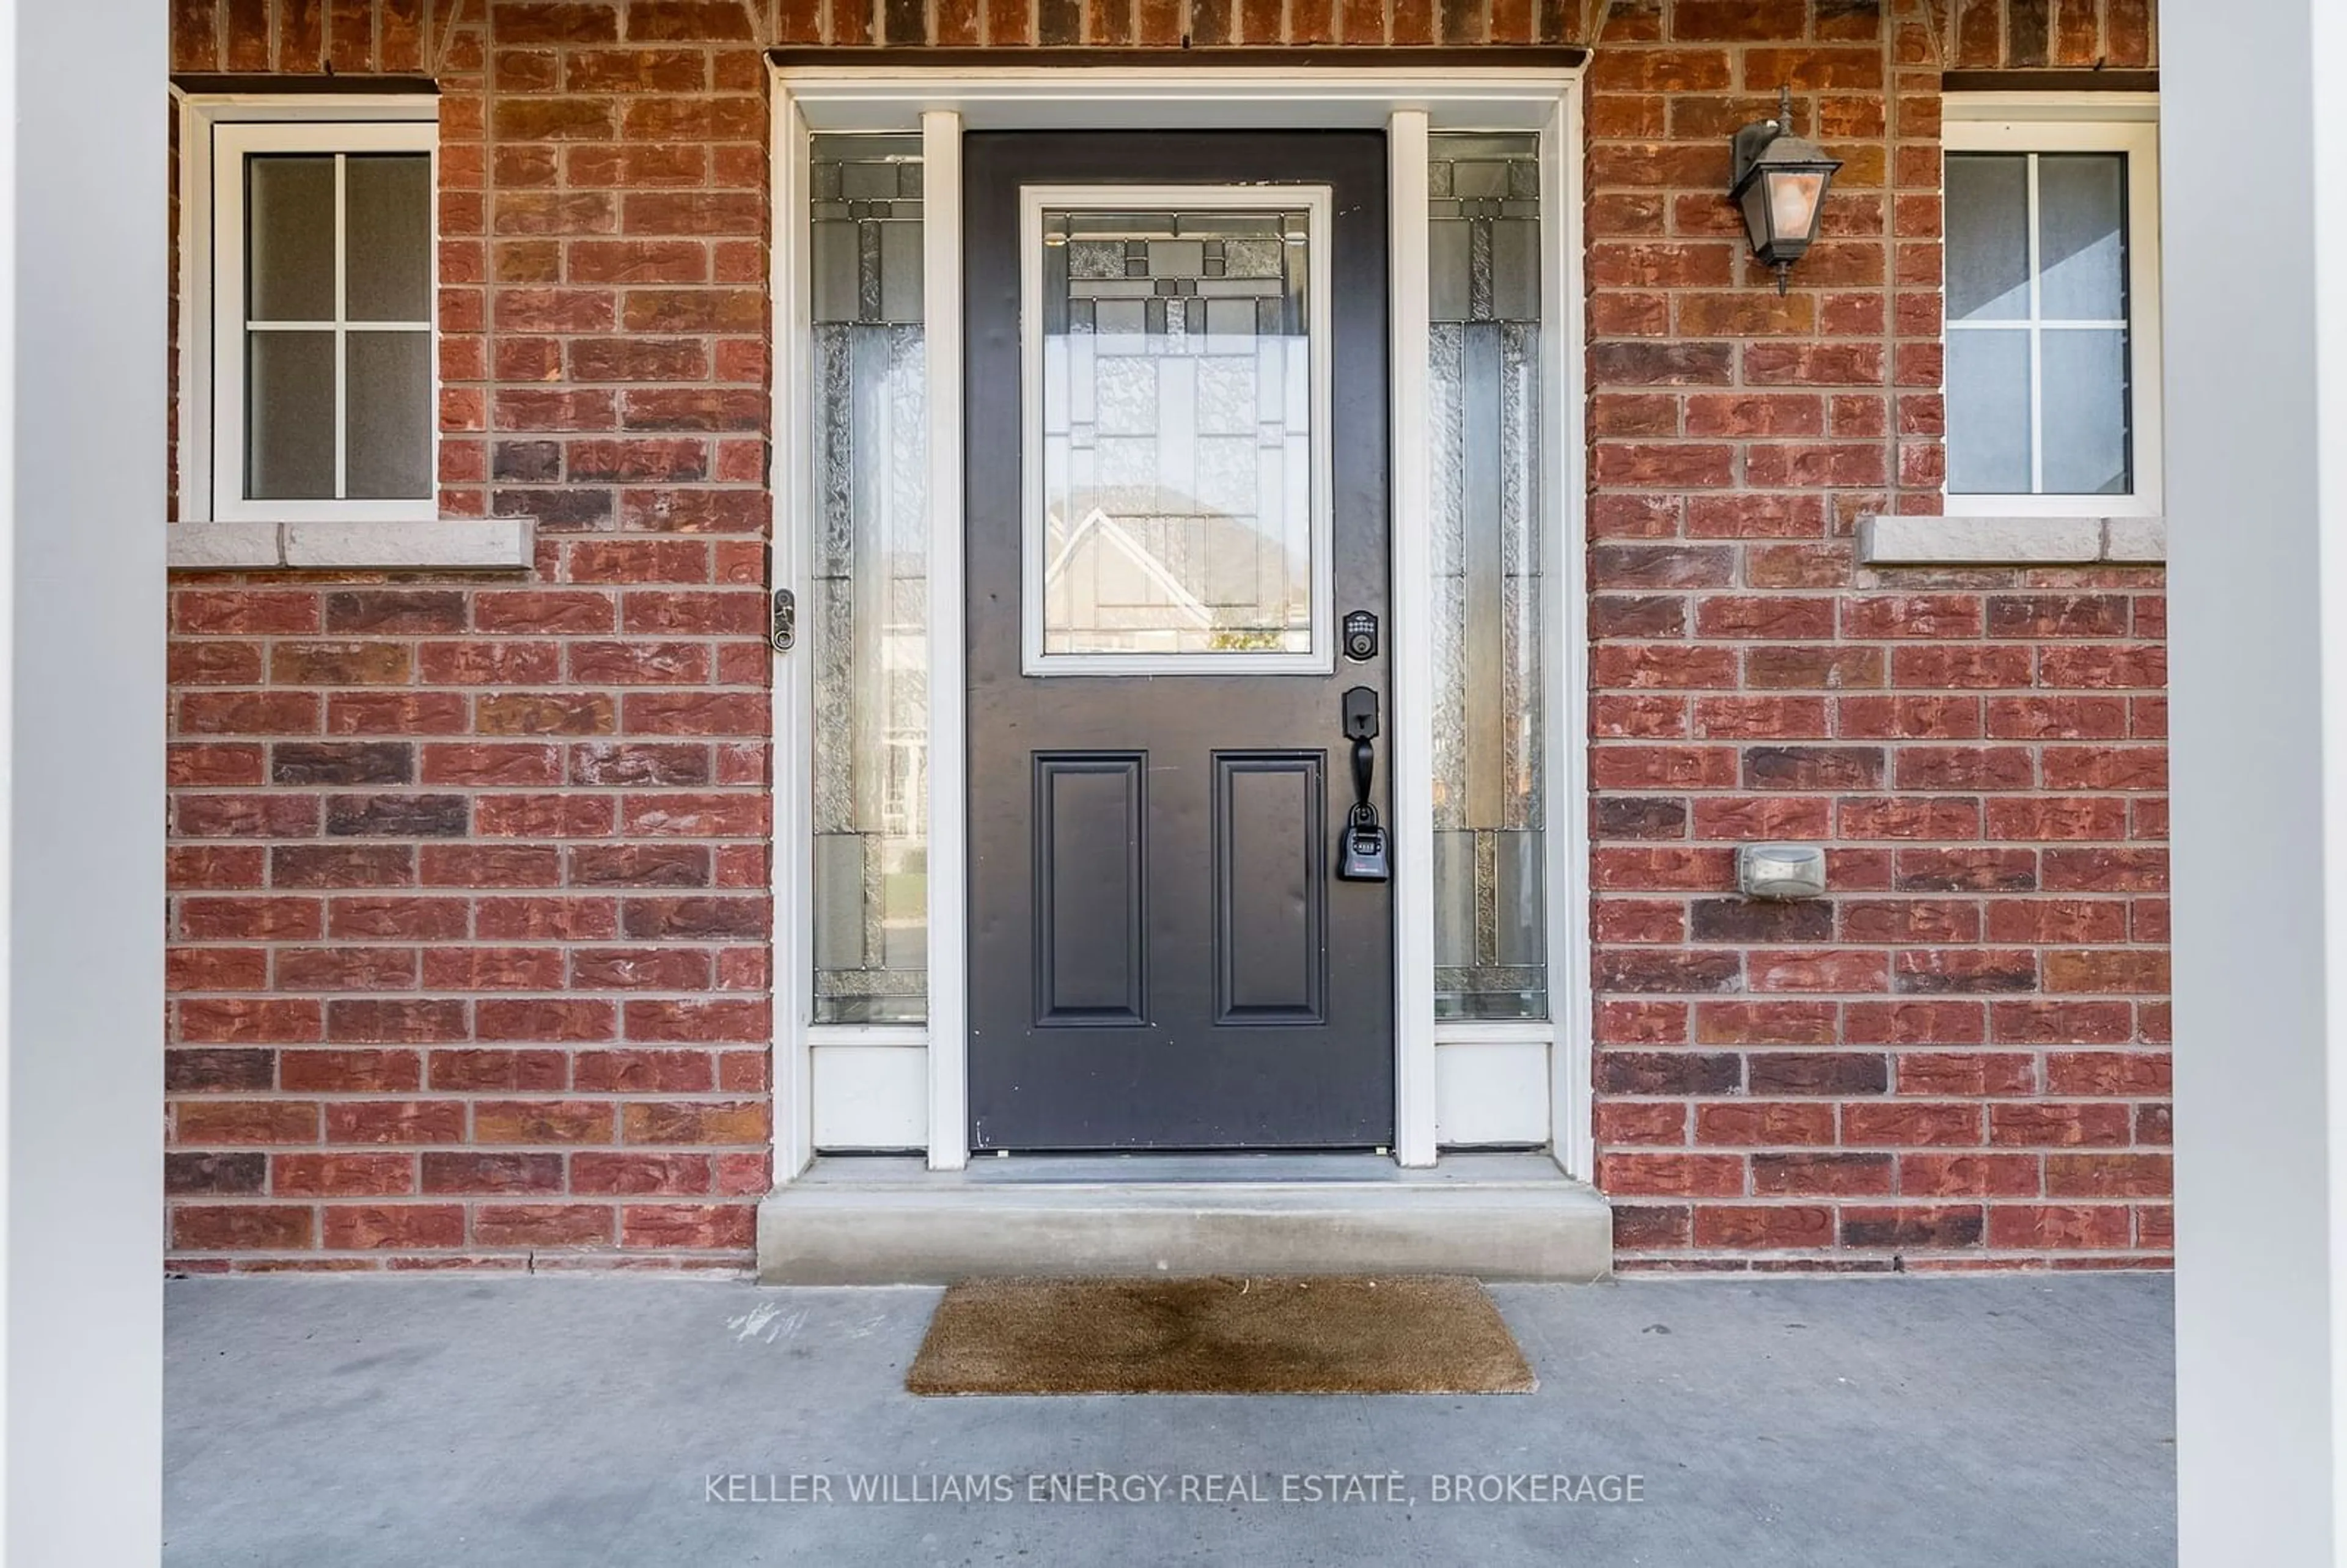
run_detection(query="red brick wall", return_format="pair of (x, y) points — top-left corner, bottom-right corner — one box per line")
(1585, 0), (2168, 1270)
(169, 0), (775, 1271)
(165, 0), (2170, 1272)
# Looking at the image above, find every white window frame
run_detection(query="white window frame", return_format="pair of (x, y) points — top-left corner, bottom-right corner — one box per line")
(176, 94), (441, 529)
(1942, 93), (2162, 521)
(208, 117), (438, 524)
(1019, 181), (1335, 677)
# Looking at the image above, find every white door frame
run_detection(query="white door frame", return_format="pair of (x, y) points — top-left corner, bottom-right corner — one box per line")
(768, 62), (1590, 1179)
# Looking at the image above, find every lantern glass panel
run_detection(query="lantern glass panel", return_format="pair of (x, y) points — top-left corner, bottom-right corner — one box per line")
(1766, 168), (1826, 247)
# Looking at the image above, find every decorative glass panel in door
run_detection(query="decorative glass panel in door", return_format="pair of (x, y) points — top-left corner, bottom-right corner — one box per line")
(1024, 187), (1334, 673)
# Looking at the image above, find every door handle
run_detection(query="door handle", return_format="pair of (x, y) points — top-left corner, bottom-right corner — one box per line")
(1337, 686), (1389, 882)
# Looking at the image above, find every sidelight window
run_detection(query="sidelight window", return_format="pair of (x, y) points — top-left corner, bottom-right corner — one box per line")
(1429, 132), (1548, 1023)
(809, 134), (931, 1025)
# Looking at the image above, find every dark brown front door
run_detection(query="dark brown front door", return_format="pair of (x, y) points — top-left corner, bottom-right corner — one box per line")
(963, 130), (1393, 1152)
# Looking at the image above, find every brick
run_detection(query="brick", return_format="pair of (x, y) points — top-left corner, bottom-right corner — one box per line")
(326, 999), (469, 1045)
(1989, 1204), (2131, 1250)
(473, 1101), (617, 1145)
(326, 896), (469, 940)
(427, 1050), (569, 1093)
(1842, 1102), (1981, 1146)
(1590, 48), (1732, 92)
(1599, 1152), (1746, 1198)
(323, 591), (466, 635)
(2045, 1051), (2170, 1096)
(475, 999), (617, 1043)
(493, 97), (617, 142)
(1692, 1204), (1834, 1249)
(620, 1204), (755, 1250)
(421, 744), (564, 789)
(1838, 1206), (1983, 1249)
(1595, 948), (1742, 994)
(322, 1205), (466, 1251)
(2044, 1153), (2172, 1199)
(273, 1154), (416, 1198)
(623, 998), (769, 1042)
(271, 742), (413, 787)
(1743, 747), (1883, 791)
(167, 1151), (269, 1196)
(422, 947), (569, 991)
(1694, 1102), (1836, 1146)
(1842, 1000), (1986, 1045)
(573, 1049), (715, 1093)
(1598, 1096), (1688, 1144)
(1611, 1204), (1692, 1249)
(474, 1204), (616, 1247)
(166, 1047), (274, 1093)
(324, 794), (469, 838)
(1747, 1052), (1886, 1096)
(173, 1206), (316, 1251)
(174, 1100), (321, 1145)
(621, 1100), (768, 1145)
(1598, 1050), (1739, 1096)
(627, 1), (757, 38)
(1753, 1152), (1893, 1196)
(279, 1050), (423, 1093)
(177, 998), (323, 1045)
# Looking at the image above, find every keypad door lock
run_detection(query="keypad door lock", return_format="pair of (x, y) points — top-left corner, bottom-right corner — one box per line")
(1343, 610), (1379, 662)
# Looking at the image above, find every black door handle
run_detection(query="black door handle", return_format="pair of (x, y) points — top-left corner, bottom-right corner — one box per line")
(1337, 687), (1389, 882)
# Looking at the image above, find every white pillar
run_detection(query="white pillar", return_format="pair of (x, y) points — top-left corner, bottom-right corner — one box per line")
(2, 0), (167, 1559)
(2167, 1), (2347, 1561)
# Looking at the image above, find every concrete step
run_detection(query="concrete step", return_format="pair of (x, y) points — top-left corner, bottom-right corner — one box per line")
(757, 1152), (1612, 1284)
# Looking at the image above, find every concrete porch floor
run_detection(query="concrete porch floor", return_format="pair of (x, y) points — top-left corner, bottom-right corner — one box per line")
(164, 1273), (2174, 1564)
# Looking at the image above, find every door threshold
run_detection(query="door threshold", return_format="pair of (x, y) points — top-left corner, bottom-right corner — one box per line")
(799, 1149), (1563, 1185)
(757, 1151), (1611, 1284)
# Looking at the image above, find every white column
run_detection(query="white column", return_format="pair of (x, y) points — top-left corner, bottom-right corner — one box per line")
(2167, 1), (2347, 1560)
(1388, 109), (1438, 1168)
(922, 109), (969, 1171)
(4, 0), (167, 1559)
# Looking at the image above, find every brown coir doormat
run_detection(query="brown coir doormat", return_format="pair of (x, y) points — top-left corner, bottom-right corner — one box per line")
(905, 1275), (1536, 1396)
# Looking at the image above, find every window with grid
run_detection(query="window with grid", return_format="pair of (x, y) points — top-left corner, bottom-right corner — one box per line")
(1942, 103), (2160, 517)
(206, 119), (437, 521)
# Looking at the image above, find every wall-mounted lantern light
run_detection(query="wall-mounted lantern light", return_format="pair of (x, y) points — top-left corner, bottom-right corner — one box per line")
(1730, 86), (1843, 295)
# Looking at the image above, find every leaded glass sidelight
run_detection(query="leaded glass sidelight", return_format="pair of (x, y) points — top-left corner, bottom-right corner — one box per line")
(810, 135), (929, 1025)
(1429, 133), (1547, 1021)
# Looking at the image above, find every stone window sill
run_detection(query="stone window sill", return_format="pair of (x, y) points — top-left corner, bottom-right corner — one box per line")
(167, 519), (535, 573)
(1859, 514), (2165, 567)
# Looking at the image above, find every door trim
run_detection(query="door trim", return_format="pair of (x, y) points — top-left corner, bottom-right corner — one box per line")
(768, 62), (1590, 1181)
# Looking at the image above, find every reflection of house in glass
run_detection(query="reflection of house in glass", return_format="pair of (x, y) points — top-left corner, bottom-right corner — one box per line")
(1038, 207), (1317, 658)
(1042, 503), (1311, 654)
